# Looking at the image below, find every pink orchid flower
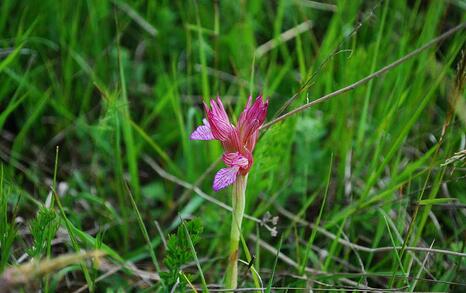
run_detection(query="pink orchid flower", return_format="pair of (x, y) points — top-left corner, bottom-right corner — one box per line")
(191, 96), (269, 191)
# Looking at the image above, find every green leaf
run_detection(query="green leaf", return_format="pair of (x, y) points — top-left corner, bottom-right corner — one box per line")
(417, 198), (458, 206)
(161, 219), (203, 291)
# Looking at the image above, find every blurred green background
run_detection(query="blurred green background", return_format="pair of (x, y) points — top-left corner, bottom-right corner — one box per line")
(0, 0), (465, 291)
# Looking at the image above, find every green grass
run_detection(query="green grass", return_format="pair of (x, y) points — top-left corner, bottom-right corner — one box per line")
(0, 0), (465, 291)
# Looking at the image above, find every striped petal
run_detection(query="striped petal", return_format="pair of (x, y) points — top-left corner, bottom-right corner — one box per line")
(237, 96), (269, 149)
(205, 98), (235, 141)
(213, 166), (240, 191)
(190, 118), (215, 140)
(222, 152), (249, 168)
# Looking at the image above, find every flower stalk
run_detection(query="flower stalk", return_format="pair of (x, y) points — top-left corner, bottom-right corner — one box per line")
(190, 96), (268, 289)
(224, 174), (247, 289)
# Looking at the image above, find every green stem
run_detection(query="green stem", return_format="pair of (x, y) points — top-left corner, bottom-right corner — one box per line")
(225, 174), (248, 289)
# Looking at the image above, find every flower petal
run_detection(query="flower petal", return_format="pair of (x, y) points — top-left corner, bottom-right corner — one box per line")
(213, 97), (230, 122)
(237, 96), (269, 142)
(209, 116), (234, 140)
(190, 118), (215, 140)
(248, 96), (269, 125)
(213, 166), (239, 191)
(222, 152), (249, 168)
(205, 98), (235, 141)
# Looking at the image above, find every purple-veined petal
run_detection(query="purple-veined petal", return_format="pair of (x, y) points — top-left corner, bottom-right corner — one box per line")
(246, 96), (253, 109)
(213, 166), (240, 191)
(222, 152), (249, 168)
(205, 98), (235, 141)
(209, 116), (234, 140)
(190, 118), (215, 140)
(215, 97), (230, 122)
(247, 96), (268, 125)
(221, 128), (242, 154)
(209, 98), (230, 123)
(237, 96), (269, 141)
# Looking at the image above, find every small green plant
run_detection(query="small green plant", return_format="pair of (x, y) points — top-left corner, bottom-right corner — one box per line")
(26, 207), (59, 258)
(161, 219), (203, 291)
(0, 167), (17, 273)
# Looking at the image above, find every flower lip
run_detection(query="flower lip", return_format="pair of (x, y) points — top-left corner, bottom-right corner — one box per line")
(222, 152), (249, 169)
(213, 166), (240, 191)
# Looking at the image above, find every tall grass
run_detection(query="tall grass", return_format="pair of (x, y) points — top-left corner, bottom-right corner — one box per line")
(0, 0), (465, 291)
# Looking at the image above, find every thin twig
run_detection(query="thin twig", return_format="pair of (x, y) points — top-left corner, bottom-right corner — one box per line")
(73, 260), (160, 293)
(111, 0), (158, 36)
(192, 287), (405, 292)
(275, 204), (466, 258)
(410, 240), (435, 291)
(148, 156), (466, 258)
(173, 156), (222, 212)
(271, 0), (381, 120)
(154, 220), (168, 249)
(1, 251), (104, 289)
(255, 20), (314, 58)
(238, 259), (264, 292)
(261, 22), (466, 129)
(299, 0), (337, 12)
(248, 234), (407, 291)
(144, 155), (261, 224)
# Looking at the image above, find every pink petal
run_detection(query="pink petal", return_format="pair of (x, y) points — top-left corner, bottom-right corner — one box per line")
(206, 98), (235, 141)
(221, 128), (242, 153)
(241, 119), (260, 143)
(209, 116), (233, 139)
(248, 96), (269, 125)
(209, 98), (229, 123)
(238, 96), (269, 136)
(190, 119), (215, 140)
(215, 97), (230, 122)
(246, 96), (253, 108)
(213, 166), (239, 191)
(222, 152), (249, 168)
